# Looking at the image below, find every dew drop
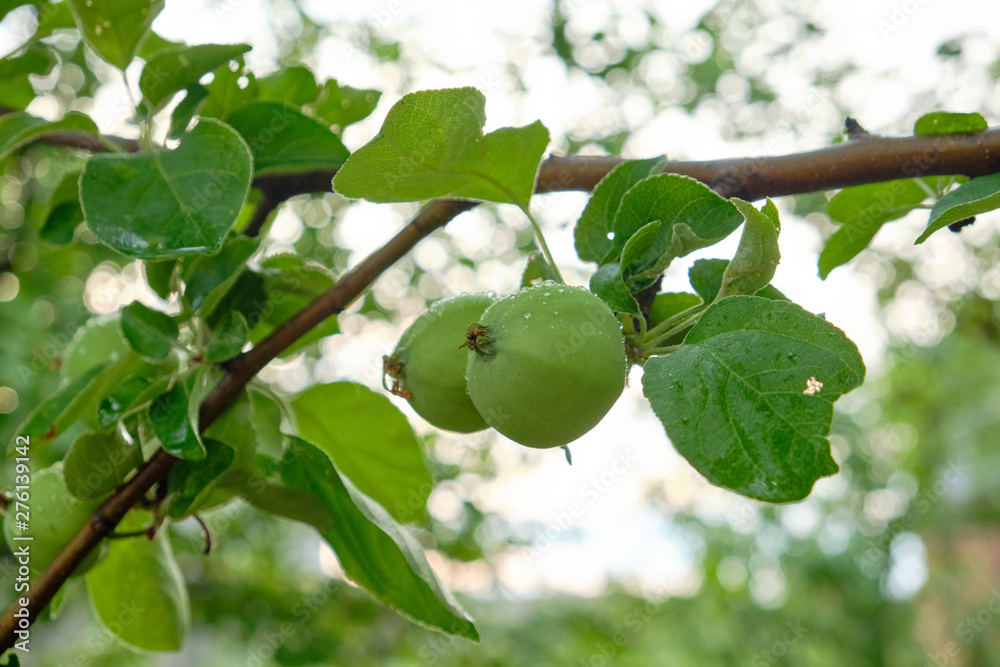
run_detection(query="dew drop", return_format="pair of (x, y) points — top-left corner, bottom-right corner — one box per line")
(553, 310), (559, 315)
(523, 312), (531, 319)
(543, 291), (551, 296)
(94, 24), (103, 34)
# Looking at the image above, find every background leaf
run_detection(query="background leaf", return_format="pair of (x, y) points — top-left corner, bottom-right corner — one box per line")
(63, 432), (141, 499)
(81, 118), (252, 259)
(0, 111), (98, 161)
(182, 235), (258, 315)
(246, 256), (340, 356)
(649, 292), (702, 327)
(717, 198), (780, 299)
(292, 382), (433, 524)
(86, 511), (190, 651)
(0, 47), (56, 109)
(574, 156), (666, 263)
(205, 312), (249, 363)
(913, 111), (987, 135)
(256, 65), (318, 106)
(225, 101), (350, 176)
(310, 79), (382, 132)
(333, 87), (549, 209)
(167, 438), (235, 518)
(120, 301), (178, 361)
(67, 0), (164, 69)
(39, 170), (85, 245)
(916, 172), (1000, 243)
(12, 363), (107, 448)
(588, 262), (640, 315)
(281, 437), (479, 640)
(613, 173), (743, 275)
(139, 43), (252, 110)
(819, 179), (929, 277)
(149, 379), (205, 461)
(642, 296), (865, 502)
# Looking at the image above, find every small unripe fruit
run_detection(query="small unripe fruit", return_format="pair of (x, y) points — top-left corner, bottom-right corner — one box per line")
(384, 293), (494, 433)
(465, 283), (627, 448)
(3, 463), (107, 577)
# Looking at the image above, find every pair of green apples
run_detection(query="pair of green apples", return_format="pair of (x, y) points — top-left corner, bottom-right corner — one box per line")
(384, 283), (627, 449)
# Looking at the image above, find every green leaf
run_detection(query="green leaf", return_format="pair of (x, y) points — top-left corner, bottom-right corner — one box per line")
(689, 258), (788, 308)
(33, 2), (81, 42)
(613, 173), (743, 274)
(520, 251), (560, 287)
(96, 376), (152, 431)
(39, 170), (84, 245)
(256, 65), (318, 106)
(589, 262), (640, 315)
(281, 437), (479, 640)
(620, 219), (665, 290)
(167, 84), (209, 138)
(81, 118), (253, 259)
(574, 156), (666, 263)
(760, 198), (781, 229)
(0, 46), (56, 109)
(292, 382), (433, 524)
(61, 318), (130, 380)
(139, 42), (252, 110)
(642, 296), (865, 502)
(182, 235), (258, 315)
(248, 390), (285, 459)
(249, 256), (340, 356)
(718, 198), (780, 299)
(225, 101), (350, 176)
(143, 259), (178, 299)
(689, 259), (729, 303)
(649, 292), (702, 327)
(0, 111), (98, 161)
(334, 87), (549, 209)
(63, 432), (140, 499)
(167, 438), (235, 518)
(310, 79), (382, 132)
(917, 172), (1000, 244)
(149, 379), (205, 460)
(205, 311), (249, 363)
(819, 179), (929, 277)
(13, 363), (107, 446)
(198, 57), (257, 120)
(67, 0), (164, 70)
(202, 388), (256, 470)
(913, 111), (987, 135)
(225, 465), (333, 529)
(203, 270), (266, 331)
(86, 510), (189, 651)
(120, 301), (179, 362)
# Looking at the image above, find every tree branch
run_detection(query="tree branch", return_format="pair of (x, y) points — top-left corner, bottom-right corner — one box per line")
(5, 124), (1000, 651)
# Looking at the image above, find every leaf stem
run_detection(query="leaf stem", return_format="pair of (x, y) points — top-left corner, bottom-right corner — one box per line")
(643, 303), (707, 342)
(522, 208), (564, 283)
